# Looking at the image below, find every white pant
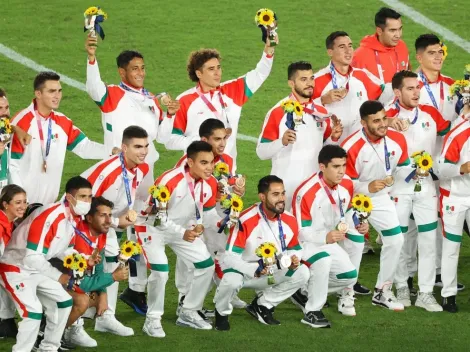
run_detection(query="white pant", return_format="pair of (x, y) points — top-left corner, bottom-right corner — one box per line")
(0, 269), (72, 352)
(102, 228), (121, 317)
(392, 192), (438, 293)
(439, 192), (469, 297)
(215, 265), (309, 316)
(339, 234), (365, 286)
(0, 284), (15, 319)
(302, 242), (357, 312)
(368, 194), (404, 288)
(127, 226), (148, 293)
(135, 224), (214, 320)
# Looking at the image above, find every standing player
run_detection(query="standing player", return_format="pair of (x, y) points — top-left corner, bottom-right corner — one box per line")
(341, 100), (410, 310)
(166, 36), (278, 169)
(257, 61), (342, 208)
(353, 7), (410, 102)
(9, 72), (109, 205)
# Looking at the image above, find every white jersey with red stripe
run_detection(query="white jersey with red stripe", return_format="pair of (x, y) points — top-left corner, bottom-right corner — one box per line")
(81, 155), (150, 225)
(417, 72), (457, 122)
(438, 117), (470, 198)
(256, 94), (336, 204)
(9, 100), (107, 205)
(291, 173), (357, 246)
(313, 63), (384, 143)
(0, 202), (78, 280)
(222, 203), (302, 276)
(166, 51), (274, 164)
(86, 59), (173, 166)
(341, 128), (410, 197)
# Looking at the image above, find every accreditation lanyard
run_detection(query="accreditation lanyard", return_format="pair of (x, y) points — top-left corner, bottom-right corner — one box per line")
(196, 86), (231, 126)
(419, 71), (444, 112)
(119, 82), (154, 99)
(318, 172), (345, 223)
(259, 203), (286, 253)
(362, 128), (391, 176)
(119, 153), (136, 208)
(74, 224), (97, 250)
(185, 170), (204, 224)
(374, 50), (400, 82)
(35, 112), (52, 165)
(329, 62), (350, 91)
(394, 102), (419, 125)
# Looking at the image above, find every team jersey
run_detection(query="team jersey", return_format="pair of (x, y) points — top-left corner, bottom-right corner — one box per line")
(73, 221), (106, 256)
(341, 128), (410, 197)
(0, 211), (13, 255)
(223, 203), (302, 276)
(313, 63), (383, 143)
(438, 117), (470, 197)
(86, 59), (173, 166)
(166, 51), (274, 165)
(0, 202), (78, 280)
(292, 173), (359, 246)
(417, 72), (457, 122)
(10, 100), (107, 204)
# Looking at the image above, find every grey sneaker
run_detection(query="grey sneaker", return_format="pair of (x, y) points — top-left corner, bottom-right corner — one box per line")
(176, 309), (212, 330)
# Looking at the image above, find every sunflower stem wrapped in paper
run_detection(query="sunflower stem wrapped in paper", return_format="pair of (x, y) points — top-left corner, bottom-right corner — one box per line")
(84, 6), (107, 40)
(255, 242), (277, 285)
(149, 185), (171, 226)
(118, 240), (142, 269)
(218, 194), (244, 234)
(351, 194), (373, 227)
(450, 65), (470, 105)
(281, 99), (304, 131)
(254, 8), (278, 46)
(405, 151), (434, 192)
(0, 117), (12, 142)
(63, 253), (88, 287)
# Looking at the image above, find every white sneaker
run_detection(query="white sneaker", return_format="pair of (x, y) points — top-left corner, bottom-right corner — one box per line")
(143, 318), (166, 338)
(372, 286), (405, 311)
(376, 234), (383, 245)
(82, 307), (96, 320)
(415, 292), (443, 312)
(362, 239), (375, 254)
(338, 289), (356, 316)
(176, 309), (212, 330)
(231, 295), (247, 309)
(95, 314), (134, 336)
(64, 324), (97, 347)
(396, 287), (411, 307)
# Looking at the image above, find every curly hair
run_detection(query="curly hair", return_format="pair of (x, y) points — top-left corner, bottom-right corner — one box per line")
(187, 49), (221, 82)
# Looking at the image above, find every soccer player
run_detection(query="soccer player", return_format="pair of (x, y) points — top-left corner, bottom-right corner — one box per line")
(386, 70), (449, 312)
(292, 145), (369, 327)
(81, 126), (150, 336)
(257, 61), (342, 208)
(0, 176), (91, 351)
(0, 185), (27, 338)
(353, 7), (411, 102)
(166, 35), (278, 169)
(314, 31), (384, 143)
(9, 72), (110, 205)
(341, 100), (409, 310)
(135, 141), (219, 336)
(214, 175), (309, 331)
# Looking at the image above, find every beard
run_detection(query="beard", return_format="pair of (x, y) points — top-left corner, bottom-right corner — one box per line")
(266, 200), (285, 215)
(294, 86), (313, 99)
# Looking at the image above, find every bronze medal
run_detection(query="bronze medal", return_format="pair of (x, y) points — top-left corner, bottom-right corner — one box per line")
(42, 160), (47, 173)
(337, 221), (349, 233)
(127, 209), (137, 222)
(402, 119), (410, 132)
(384, 175), (395, 187)
(226, 127), (233, 136)
(194, 224), (205, 235)
(235, 176), (246, 188)
(160, 94), (171, 106)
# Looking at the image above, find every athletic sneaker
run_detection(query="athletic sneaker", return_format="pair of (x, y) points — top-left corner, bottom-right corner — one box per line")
(396, 286), (411, 307)
(215, 309), (230, 331)
(415, 292), (443, 312)
(245, 297), (280, 325)
(301, 310), (331, 328)
(176, 295), (185, 316)
(119, 287), (148, 315)
(442, 295), (458, 313)
(434, 274), (465, 291)
(363, 238), (375, 254)
(59, 335), (76, 350)
(290, 289), (307, 313)
(353, 282), (371, 295)
(143, 318), (166, 338)
(64, 323), (97, 347)
(338, 289), (356, 316)
(200, 307), (215, 318)
(0, 318), (17, 338)
(372, 286), (405, 311)
(176, 309), (212, 330)
(95, 314), (134, 336)
(231, 295), (247, 309)
(407, 277), (418, 297)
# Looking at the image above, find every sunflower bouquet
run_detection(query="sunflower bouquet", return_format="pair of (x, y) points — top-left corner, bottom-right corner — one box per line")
(218, 193), (244, 234)
(255, 242), (277, 284)
(254, 8), (278, 46)
(213, 162), (230, 180)
(406, 151), (433, 192)
(351, 194), (373, 226)
(0, 117), (12, 142)
(281, 99), (304, 131)
(149, 184), (171, 226)
(63, 253), (88, 286)
(119, 240), (142, 266)
(84, 6), (107, 40)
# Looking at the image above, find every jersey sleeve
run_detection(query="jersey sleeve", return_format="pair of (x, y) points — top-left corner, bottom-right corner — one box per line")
(438, 126), (470, 179)
(256, 106), (285, 160)
(421, 105), (451, 136)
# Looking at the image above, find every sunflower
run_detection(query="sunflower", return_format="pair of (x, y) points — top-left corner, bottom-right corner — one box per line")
(148, 185), (157, 197)
(84, 6), (99, 16)
(351, 194), (364, 211)
(230, 195), (244, 212)
(255, 8), (275, 26)
(281, 100), (295, 113)
(256, 242), (277, 258)
(440, 42), (448, 60)
(120, 241), (135, 257)
(132, 242), (142, 255)
(362, 196), (373, 213)
(417, 154), (433, 171)
(215, 162), (229, 175)
(293, 102), (304, 117)
(77, 258), (87, 272)
(156, 185), (170, 203)
(63, 254), (74, 269)
(221, 194), (232, 209)
(97, 8), (108, 20)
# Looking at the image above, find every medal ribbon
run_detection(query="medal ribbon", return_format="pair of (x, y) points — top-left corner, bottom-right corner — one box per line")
(119, 153), (136, 208)
(196, 87), (231, 126)
(119, 82), (155, 99)
(394, 102), (419, 125)
(35, 112), (52, 165)
(259, 203), (287, 252)
(319, 172), (346, 222)
(419, 71), (444, 111)
(362, 128), (391, 176)
(185, 170), (204, 224)
(63, 200), (93, 246)
(329, 62), (350, 91)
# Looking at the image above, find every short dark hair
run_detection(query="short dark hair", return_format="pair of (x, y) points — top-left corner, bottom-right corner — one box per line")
(325, 31), (349, 49)
(375, 7), (401, 29)
(0, 88), (6, 99)
(287, 61), (312, 80)
(360, 100), (384, 120)
(0, 184), (26, 211)
(187, 141), (213, 160)
(318, 145), (347, 166)
(34, 71), (60, 91)
(87, 196), (114, 217)
(258, 175), (283, 194)
(116, 50), (144, 69)
(392, 70), (418, 90)
(187, 49), (221, 82)
(199, 118), (226, 138)
(415, 34), (440, 52)
(122, 125), (148, 144)
(65, 176), (92, 194)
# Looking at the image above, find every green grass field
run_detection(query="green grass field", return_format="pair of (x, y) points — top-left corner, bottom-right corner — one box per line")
(1, 0), (470, 351)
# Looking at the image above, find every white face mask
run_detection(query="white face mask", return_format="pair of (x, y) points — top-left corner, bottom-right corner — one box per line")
(72, 199), (91, 216)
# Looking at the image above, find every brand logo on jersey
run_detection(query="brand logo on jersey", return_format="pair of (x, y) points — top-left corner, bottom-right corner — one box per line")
(99, 175), (105, 181)
(446, 205), (455, 214)
(15, 283), (25, 291)
(296, 195), (301, 202)
(422, 121), (430, 130)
